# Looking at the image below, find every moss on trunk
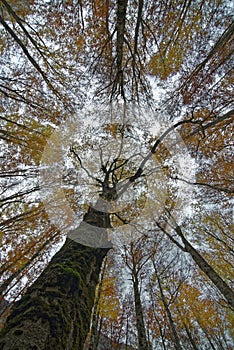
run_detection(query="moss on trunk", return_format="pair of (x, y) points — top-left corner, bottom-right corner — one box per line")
(0, 206), (111, 350)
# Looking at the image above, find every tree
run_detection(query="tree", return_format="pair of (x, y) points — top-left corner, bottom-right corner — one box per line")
(0, 0), (233, 349)
(122, 237), (153, 350)
(0, 204), (111, 349)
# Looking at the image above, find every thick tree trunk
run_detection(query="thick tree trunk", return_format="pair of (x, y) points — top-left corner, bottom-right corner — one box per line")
(0, 206), (111, 350)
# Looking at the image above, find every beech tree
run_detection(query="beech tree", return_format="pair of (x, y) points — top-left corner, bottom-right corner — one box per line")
(0, 0), (233, 349)
(122, 237), (153, 350)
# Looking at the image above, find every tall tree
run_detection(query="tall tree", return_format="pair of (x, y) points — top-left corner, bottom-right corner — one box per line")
(0, 205), (111, 350)
(123, 237), (153, 350)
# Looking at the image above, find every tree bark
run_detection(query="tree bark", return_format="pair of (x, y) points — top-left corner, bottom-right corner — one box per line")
(132, 270), (149, 350)
(154, 269), (182, 350)
(88, 258), (107, 350)
(0, 206), (111, 350)
(116, 0), (128, 73)
(112, 0), (128, 98)
(175, 226), (234, 310)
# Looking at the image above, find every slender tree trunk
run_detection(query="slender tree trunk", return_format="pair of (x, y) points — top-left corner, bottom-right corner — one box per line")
(157, 319), (167, 350)
(125, 315), (129, 350)
(176, 307), (199, 350)
(146, 326), (152, 350)
(152, 263), (182, 350)
(113, 0), (128, 97)
(132, 270), (149, 350)
(116, 0), (128, 73)
(149, 283), (167, 350)
(175, 226), (234, 309)
(213, 335), (226, 350)
(96, 315), (103, 347)
(88, 258), (107, 350)
(116, 306), (125, 348)
(196, 320), (216, 350)
(0, 206), (111, 350)
(133, 0), (143, 56)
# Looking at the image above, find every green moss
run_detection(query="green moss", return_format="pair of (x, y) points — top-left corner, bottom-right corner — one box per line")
(63, 267), (81, 280)
(0, 238), (109, 350)
(52, 262), (82, 280)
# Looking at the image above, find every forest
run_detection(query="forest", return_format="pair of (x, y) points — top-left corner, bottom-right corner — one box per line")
(0, 0), (233, 349)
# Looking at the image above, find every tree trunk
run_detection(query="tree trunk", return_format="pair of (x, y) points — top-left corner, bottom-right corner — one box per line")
(125, 314), (129, 349)
(0, 206), (111, 350)
(116, 0), (128, 72)
(149, 283), (167, 350)
(88, 258), (107, 350)
(132, 271), (149, 350)
(175, 226), (234, 310)
(155, 272), (182, 350)
(176, 307), (199, 350)
(113, 0), (128, 97)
